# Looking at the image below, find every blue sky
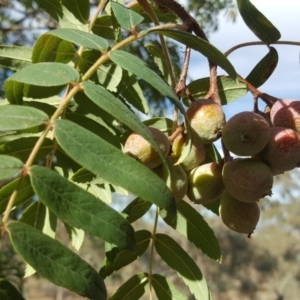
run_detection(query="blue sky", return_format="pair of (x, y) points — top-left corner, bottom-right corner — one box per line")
(189, 0), (300, 119)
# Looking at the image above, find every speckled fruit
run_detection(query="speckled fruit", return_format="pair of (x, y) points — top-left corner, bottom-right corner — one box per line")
(219, 190), (260, 235)
(123, 127), (170, 169)
(222, 158), (273, 203)
(172, 133), (206, 171)
(259, 127), (300, 175)
(153, 157), (188, 203)
(270, 99), (300, 134)
(186, 99), (225, 143)
(187, 162), (224, 204)
(222, 111), (270, 156)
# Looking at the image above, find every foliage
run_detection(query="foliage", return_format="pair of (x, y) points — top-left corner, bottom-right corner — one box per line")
(0, 0), (297, 299)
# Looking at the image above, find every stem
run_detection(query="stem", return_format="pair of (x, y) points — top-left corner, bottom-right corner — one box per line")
(89, 0), (108, 32)
(225, 40), (300, 57)
(149, 206), (159, 299)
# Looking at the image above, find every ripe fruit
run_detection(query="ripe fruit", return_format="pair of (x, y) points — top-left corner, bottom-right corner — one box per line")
(259, 127), (300, 175)
(172, 133), (206, 171)
(186, 99), (225, 143)
(222, 158), (273, 203)
(153, 157), (188, 202)
(270, 99), (300, 134)
(222, 111), (270, 156)
(123, 127), (170, 169)
(219, 190), (260, 235)
(187, 162), (224, 204)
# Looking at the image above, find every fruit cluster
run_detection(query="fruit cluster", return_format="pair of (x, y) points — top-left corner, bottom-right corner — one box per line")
(123, 99), (300, 236)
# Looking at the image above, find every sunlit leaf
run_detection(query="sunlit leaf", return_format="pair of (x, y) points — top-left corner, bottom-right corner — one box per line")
(6, 62), (80, 86)
(160, 200), (221, 261)
(30, 165), (136, 251)
(62, 0), (90, 24)
(0, 279), (25, 300)
(48, 28), (109, 51)
(0, 105), (48, 131)
(55, 119), (175, 212)
(245, 46), (278, 88)
(237, 0), (281, 44)
(111, 1), (144, 31)
(0, 46), (32, 70)
(100, 230), (151, 278)
(8, 222), (107, 300)
(97, 63), (123, 92)
(155, 234), (210, 300)
(109, 272), (149, 300)
(0, 155), (23, 181)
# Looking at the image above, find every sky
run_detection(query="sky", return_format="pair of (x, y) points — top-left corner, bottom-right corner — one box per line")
(189, 0), (300, 119)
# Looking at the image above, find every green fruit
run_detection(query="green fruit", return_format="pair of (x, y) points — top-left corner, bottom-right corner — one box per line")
(270, 99), (300, 134)
(123, 127), (170, 169)
(222, 111), (270, 156)
(172, 133), (206, 171)
(222, 158), (273, 203)
(259, 126), (300, 175)
(219, 190), (260, 235)
(186, 99), (225, 143)
(187, 162), (224, 204)
(153, 157), (188, 202)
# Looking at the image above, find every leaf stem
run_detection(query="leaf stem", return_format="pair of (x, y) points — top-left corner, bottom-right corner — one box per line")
(149, 206), (159, 299)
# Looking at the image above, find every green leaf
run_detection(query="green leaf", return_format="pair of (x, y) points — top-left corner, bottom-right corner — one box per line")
(160, 201), (221, 261)
(97, 63), (123, 92)
(202, 198), (221, 216)
(111, 1), (144, 31)
(186, 76), (247, 106)
(82, 81), (165, 158)
(6, 62), (80, 86)
(245, 46), (278, 88)
(152, 274), (189, 300)
(8, 222), (107, 300)
(0, 177), (34, 215)
(55, 119), (175, 212)
(0, 105), (48, 131)
(35, 0), (63, 21)
(30, 165), (136, 251)
(100, 230), (151, 278)
(122, 198), (152, 223)
(19, 201), (46, 229)
(144, 29), (237, 79)
(0, 46), (32, 70)
(109, 50), (178, 101)
(143, 117), (173, 136)
(48, 28), (109, 51)
(109, 272), (149, 300)
(4, 81), (24, 104)
(237, 0), (281, 44)
(0, 155), (23, 181)
(71, 168), (95, 183)
(0, 137), (53, 163)
(0, 279), (25, 300)
(62, 0), (90, 24)
(32, 34), (76, 63)
(204, 143), (223, 164)
(92, 15), (115, 40)
(155, 234), (210, 300)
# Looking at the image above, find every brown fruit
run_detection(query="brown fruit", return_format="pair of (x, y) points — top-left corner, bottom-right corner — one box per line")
(222, 111), (270, 156)
(259, 127), (300, 175)
(270, 99), (300, 134)
(172, 133), (206, 171)
(219, 190), (260, 234)
(153, 157), (188, 203)
(187, 162), (224, 204)
(123, 127), (170, 169)
(222, 158), (273, 203)
(186, 99), (225, 143)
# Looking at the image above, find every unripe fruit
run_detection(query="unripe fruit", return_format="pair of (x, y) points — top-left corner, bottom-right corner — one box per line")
(172, 133), (206, 171)
(123, 127), (170, 169)
(219, 190), (260, 234)
(187, 162), (224, 204)
(153, 157), (188, 202)
(222, 111), (270, 156)
(259, 127), (300, 175)
(186, 99), (225, 143)
(222, 158), (273, 203)
(270, 99), (300, 134)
